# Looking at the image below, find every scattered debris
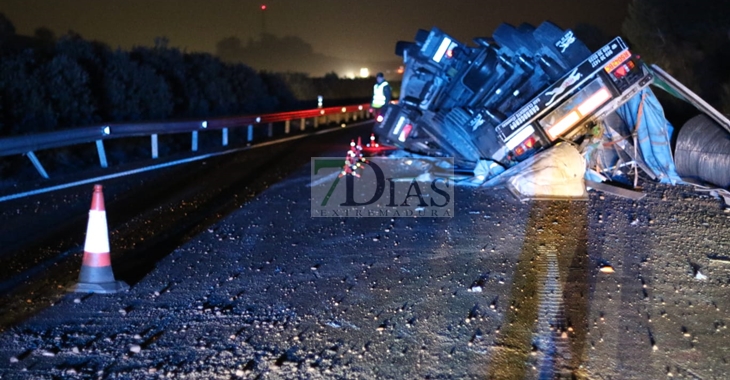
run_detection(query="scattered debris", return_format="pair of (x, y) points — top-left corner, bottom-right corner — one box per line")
(326, 321), (342, 329)
(39, 350), (55, 357)
(694, 271), (708, 281)
(708, 255), (730, 264)
(599, 265), (615, 274)
(467, 286), (483, 293)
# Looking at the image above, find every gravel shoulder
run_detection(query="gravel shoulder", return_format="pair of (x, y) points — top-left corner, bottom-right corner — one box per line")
(0, 129), (729, 379)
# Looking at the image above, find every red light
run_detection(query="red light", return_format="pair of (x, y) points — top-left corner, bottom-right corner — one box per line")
(524, 137), (535, 149)
(399, 124), (413, 142)
(376, 115), (384, 123)
(261, 4), (267, 10)
(446, 49), (453, 58)
(514, 146), (525, 156)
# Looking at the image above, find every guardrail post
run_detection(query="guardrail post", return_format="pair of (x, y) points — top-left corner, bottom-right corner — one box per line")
(95, 140), (108, 168)
(285, 120), (291, 134)
(192, 131), (198, 152)
(222, 128), (229, 146)
(151, 134), (159, 159)
(314, 116), (319, 129)
(25, 151), (49, 179)
(247, 124), (254, 142)
(267, 123), (273, 137)
(300, 118), (306, 131)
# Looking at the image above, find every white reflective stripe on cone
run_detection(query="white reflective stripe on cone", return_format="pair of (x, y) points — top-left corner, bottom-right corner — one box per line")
(84, 210), (110, 254)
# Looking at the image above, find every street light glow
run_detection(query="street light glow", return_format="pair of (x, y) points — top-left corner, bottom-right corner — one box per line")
(261, 4), (267, 10)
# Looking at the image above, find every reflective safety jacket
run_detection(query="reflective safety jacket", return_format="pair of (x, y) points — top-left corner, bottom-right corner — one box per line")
(372, 81), (390, 108)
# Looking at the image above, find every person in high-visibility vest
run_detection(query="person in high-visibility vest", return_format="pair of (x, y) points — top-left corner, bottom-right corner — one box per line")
(371, 72), (392, 118)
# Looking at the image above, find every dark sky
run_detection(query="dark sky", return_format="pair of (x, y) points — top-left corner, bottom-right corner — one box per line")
(1, 0), (632, 73)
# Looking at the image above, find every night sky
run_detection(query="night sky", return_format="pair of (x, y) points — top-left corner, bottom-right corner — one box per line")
(1, 0), (632, 75)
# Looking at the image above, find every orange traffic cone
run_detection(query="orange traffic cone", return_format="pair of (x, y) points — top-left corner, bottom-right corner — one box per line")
(71, 184), (128, 293)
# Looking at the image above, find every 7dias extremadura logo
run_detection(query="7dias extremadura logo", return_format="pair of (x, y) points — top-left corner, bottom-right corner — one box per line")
(310, 157), (454, 217)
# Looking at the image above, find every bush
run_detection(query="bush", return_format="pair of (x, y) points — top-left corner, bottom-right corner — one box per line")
(0, 50), (55, 134)
(0, 28), (369, 136)
(37, 54), (97, 128)
(225, 63), (278, 114)
(102, 50), (172, 122)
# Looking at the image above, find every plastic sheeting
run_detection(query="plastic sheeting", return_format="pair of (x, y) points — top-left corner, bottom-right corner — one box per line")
(614, 88), (684, 184)
(474, 159), (505, 181)
(507, 143), (587, 199)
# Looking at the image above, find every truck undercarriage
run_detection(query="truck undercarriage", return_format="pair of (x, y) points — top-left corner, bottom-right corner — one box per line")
(371, 22), (730, 202)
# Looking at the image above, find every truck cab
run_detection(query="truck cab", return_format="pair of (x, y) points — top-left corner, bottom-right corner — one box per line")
(374, 22), (654, 178)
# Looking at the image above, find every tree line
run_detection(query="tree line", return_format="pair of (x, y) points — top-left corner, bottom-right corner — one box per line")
(0, 27), (306, 136)
(0, 15), (378, 138)
(622, 0), (730, 116)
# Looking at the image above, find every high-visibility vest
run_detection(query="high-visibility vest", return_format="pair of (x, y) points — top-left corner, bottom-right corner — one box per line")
(372, 81), (389, 108)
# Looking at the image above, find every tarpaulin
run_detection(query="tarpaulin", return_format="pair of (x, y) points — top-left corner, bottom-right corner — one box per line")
(614, 88), (684, 184)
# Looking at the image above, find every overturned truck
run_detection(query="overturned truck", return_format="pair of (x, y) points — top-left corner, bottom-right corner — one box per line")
(373, 22), (730, 201)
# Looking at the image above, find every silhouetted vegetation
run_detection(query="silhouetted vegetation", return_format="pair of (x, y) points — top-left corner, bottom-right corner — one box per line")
(622, 0), (730, 115)
(0, 17), (292, 136)
(0, 13), (390, 137)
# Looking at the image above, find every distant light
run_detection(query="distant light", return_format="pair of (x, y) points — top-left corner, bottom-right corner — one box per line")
(201, 121), (208, 129)
(341, 123), (346, 128)
(256, 116), (261, 123)
(360, 68), (369, 78)
(261, 4), (266, 10)
(397, 66), (404, 74)
(102, 126), (111, 135)
(346, 72), (355, 79)
(358, 105), (363, 110)
(341, 107), (347, 113)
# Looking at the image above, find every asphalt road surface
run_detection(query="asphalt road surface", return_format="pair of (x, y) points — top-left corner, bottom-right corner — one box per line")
(0, 124), (729, 379)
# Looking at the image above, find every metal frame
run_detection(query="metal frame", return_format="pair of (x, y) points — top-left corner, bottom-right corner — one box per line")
(0, 103), (371, 178)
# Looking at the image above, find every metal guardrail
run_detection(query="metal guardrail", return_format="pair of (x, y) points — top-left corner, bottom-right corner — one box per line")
(0, 103), (372, 179)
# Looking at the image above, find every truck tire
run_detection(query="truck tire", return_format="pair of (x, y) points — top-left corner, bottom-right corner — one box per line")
(674, 114), (730, 188)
